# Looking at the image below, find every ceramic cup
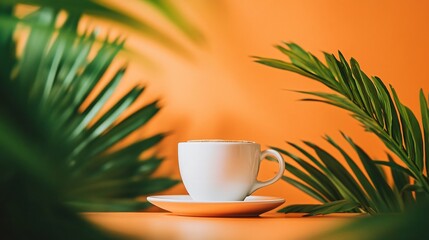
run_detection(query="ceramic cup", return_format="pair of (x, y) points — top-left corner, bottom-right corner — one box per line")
(178, 140), (285, 201)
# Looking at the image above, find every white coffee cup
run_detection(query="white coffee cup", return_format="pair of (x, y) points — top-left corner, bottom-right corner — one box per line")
(178, 140), (285, 201)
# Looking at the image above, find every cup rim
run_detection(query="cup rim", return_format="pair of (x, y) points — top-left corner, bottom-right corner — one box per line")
(180, 139), (257, 144)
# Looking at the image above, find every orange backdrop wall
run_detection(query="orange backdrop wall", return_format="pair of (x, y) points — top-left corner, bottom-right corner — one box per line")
(105, 0), (429, 206)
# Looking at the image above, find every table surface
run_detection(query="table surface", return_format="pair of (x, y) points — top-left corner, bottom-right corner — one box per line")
(84, 212), (359, 240)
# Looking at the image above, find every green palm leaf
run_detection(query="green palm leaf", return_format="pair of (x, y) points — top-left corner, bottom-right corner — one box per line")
(1, 0), (200, 238)
(279, 200), (360, 217)
(6, 0), (202, 56)
(1, 5), (178, 213)
(255, 43), (429, 214)
(255, 43), (427, 179)
(276, 134), (405, 215)
(317, 202), (429, 240)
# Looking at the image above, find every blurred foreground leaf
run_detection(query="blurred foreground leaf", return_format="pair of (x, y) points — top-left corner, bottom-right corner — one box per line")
(0, 0), (201, 238)
(316, 202), (429, 240)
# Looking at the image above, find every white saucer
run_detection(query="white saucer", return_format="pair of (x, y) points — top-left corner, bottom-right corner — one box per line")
(147, 195), (285, 217)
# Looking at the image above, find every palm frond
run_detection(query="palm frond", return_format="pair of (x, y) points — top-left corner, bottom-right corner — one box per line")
(1, 0), (198, 237)
(144, 0), (204, 43)
(1, 6), (177, 212)
(255, 43), (429, 197)
(276, 134), (406, 215)
(5, 0), (202, 56)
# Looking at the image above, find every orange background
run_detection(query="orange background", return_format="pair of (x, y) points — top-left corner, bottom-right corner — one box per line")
(101, 0), (429, 206)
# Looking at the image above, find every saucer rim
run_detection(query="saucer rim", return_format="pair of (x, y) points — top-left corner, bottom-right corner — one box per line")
(147, 195), (285, 204)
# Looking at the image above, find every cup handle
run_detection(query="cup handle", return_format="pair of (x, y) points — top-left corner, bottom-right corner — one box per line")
(248, 149), (285, 194)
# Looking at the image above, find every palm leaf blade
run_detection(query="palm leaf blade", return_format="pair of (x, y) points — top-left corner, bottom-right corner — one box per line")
(420, 90), (429, 176)
(73, 101), (160, 161)
(70, 68), (125, 140)
(271, 146), (340, 200)
(279, 200), (360, 216)
(305, 200), (360, 216)
(281, 176), (327, 203)
(304, 141), (368, 205)
(387, 155), (413, 206)
(345, 136), (400, 212)
(326, 135), (381, 212)
(279, 204), (325, 213)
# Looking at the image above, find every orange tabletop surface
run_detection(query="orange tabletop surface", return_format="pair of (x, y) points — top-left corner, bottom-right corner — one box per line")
(84, 212), (359, 240)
